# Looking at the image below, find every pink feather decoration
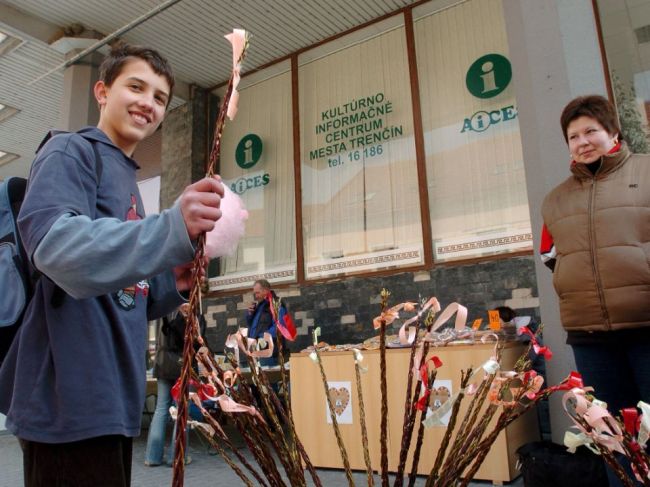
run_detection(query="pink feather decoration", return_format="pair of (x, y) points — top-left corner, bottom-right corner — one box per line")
(205, 185), (248, 258)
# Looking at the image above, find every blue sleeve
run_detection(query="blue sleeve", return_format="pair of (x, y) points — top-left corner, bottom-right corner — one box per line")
(147, 270), (185, 321)
(18, 136), (100, 254)
(31, 207), (194, 299)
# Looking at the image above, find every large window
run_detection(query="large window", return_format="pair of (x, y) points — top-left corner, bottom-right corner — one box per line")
(211, 63), (297, 290)
(208, 0), (534, 291)
(414, 0), (532, 262)
(299, 18), (423, 279)
(596, 0), (650, 154)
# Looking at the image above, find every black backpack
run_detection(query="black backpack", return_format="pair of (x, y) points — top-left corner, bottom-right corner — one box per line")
(516, 440), (608, 487)
(0, 130), (103, 367)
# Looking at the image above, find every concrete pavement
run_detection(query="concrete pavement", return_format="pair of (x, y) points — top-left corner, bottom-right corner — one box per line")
(0, 429), (522, 487)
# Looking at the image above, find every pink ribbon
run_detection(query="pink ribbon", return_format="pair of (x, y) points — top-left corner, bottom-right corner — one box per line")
(196, 391), (267, 426)
(372, 302), (416, 330)
(563, 387), (625, 455)
(398, 297), (441, 346)
(224, 29), (247, 120)
(226, 329), (274, 360)
(517, 326), (552, 360)
(412, 302), (468, 376)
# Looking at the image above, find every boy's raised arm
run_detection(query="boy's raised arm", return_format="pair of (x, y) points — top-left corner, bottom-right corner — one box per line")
(27, 176), (223, 300)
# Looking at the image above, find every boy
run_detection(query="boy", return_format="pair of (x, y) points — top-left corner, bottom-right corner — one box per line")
(0, 44), (222, 486)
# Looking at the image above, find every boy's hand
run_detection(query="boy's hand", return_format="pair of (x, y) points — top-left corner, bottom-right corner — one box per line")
(179, 177), (224, 240)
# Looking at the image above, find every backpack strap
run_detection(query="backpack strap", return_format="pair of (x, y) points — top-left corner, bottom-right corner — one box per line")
(37, 130), (103, 186)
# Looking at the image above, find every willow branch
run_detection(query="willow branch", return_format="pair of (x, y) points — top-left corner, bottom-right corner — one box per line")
(172, 37), (247, 486)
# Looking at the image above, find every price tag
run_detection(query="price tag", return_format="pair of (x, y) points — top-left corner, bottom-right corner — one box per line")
(471, 318), (483, 330)
(488, 310), (501, 331)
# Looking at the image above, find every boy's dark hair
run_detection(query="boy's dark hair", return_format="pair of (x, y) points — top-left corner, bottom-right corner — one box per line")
(99, 43), (175, 106)
(560, 95), (622, 143)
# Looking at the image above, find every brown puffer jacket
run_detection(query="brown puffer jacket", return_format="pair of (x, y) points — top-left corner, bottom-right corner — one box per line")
(541, 142), (650, 332)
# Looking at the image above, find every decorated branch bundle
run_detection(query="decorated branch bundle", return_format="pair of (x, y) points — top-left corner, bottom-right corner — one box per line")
(562, 382), (650, 486)
(174, 276), (645, 486)
(172, 288), (315, 486)
(310, 289), (649, 487)
(305, 289), (560, 487)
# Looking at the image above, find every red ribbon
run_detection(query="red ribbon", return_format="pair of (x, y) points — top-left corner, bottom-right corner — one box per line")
(171, 378), (217, 403)
(622, 408), (640, 435)
(544, 371), (583, 396)
(523, 370), (537, 384)
(518, 326), (553, 360)
(620, 409), (650, 481)
(415, 356), (443, 412)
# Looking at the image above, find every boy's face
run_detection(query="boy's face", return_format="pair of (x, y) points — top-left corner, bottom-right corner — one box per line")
(94, 58), (170, 156)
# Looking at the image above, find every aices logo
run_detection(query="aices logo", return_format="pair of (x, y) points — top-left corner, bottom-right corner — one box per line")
(235, 134), (263, 169)
(465, 54), (512, 99)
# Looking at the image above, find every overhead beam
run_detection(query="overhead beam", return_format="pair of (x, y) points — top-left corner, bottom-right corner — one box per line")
(0, 3), (61, 44)
(0, 2), (189, 103)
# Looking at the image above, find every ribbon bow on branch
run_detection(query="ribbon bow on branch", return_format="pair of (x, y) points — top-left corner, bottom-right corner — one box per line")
(517, 325), (552, 360)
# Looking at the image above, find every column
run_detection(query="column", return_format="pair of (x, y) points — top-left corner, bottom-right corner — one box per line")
(502, 0), (607, 442)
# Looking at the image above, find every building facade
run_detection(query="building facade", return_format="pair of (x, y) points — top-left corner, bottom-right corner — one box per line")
(175, 0), (644, 441)
(1, 0), (644, 442)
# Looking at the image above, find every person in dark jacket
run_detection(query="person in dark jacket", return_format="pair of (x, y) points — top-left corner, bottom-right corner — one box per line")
(246, 279), (285, 366)
(246, 279), (276, 340)
(145, 303), (207, 466)
(145, 304), (185, 466)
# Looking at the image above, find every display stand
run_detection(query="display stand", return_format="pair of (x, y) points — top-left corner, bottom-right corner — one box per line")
(289, 342), (539, 484)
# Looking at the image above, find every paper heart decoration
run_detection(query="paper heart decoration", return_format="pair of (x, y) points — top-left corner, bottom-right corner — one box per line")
(429, 386), (451, 410)
(328, 387), (350, 416)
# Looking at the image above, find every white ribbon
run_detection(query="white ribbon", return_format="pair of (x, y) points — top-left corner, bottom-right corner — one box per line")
(352, 347), (368, 373)
(638, 401), (650, 447)
(423, 392), (456, 427)
(564, 430), (598, 454)
(482, 359), (500, 375)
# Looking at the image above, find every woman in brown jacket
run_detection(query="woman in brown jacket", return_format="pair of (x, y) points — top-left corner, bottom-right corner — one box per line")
(540, 95), (650, 425)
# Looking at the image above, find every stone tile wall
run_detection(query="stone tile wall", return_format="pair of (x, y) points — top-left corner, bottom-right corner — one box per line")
(203, 255), (540, 353)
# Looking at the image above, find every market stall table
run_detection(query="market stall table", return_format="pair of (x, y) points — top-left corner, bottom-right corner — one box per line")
(289, 342), (539, 484)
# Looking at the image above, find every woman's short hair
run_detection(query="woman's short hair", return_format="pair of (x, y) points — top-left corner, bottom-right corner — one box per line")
(560, 95), (622, 143)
